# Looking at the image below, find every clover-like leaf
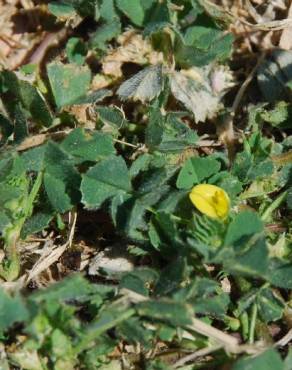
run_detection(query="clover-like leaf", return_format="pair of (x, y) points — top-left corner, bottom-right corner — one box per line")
(117, 65), (163, 102)
(81, 156), (132, 209)
(47, 62), (91, 108)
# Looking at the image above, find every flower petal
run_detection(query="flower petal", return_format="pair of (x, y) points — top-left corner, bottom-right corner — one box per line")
(189, 184), (230, 219)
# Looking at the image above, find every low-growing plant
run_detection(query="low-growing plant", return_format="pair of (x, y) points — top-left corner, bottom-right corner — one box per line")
(0, 0), (291, 369)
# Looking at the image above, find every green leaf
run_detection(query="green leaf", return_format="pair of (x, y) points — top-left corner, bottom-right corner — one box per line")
(248, 160), (274, 181)
(21, 146), (46, 172)
(66, 37), (87, 65)
(129, 154), (152, 179)
(48, 1), (76, 17)
(90, 20), (121, 50)
(267, 259), (292, 289)
(81, 156), (132, 209)
(96, 106), (126, 128)
(184, 26), (222, 49)
(117, 65), (163, 103)
(72, 88), (112, 105)
(100, 0), (118, 22)
(0, 112), (13, 145)
(61, 128), (115, 163)
(145, 107), (164, 150)
(120, 268), (159, 296)
(51, 328), (74, 361)
(261, 101), (292, 128)
(209, 171), (243, 200)
(30, 274), (94, 302)
(287, 187), (292, 209)
(219, 212), (270, 277)
(18, 81), (53, 127)
(149, 211), (184, 256)
(47, 62), (91, 108)
(193, 292), (230, 317)
(145, 110), (198, 152)
(0, 288), (28, 333)
(284, 349), (292, 370)
(143, 21), (172, 37)
(256, 288), (284, 322)
(1, 70), (53, 127)
(176, 157), (221, 189)
(43, 142), (81, 213)
(116, 0), (144, 26)
(118, 317), (153, 348)
(21, 211), (53, 238)
(154, 257), (187, 297)
(137, 300), (192, 326)
(0, 211), (11, 232)
(44, 172), (73, 213)
(232, 151), (253, 183)
(111, 185), (169, 240)
(176, 29), (233, 68)
(224, 211), (263, 246)
(70, 0), (100, 18)
(158, 113), (198, 152)
(80, 306), (135, 350)
(232, 349), (284, 370)
(14, 103), (28, 143)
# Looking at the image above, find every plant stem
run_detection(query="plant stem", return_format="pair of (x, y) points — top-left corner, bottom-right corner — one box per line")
(261, 191), (287, 222)
(0, 171), (43, 281)
(240, 312), (249, 341)
(249, 303), (258, 344)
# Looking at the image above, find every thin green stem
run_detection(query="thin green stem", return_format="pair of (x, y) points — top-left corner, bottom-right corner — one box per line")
(0, 171), (43, 281)
(240, 312), (249, 341)
(261, 191), (287, 222)
(249, 303), (258, 344)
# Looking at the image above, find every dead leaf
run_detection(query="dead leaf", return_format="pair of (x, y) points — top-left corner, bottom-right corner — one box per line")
(0, 0), (44, 69)
(279, 2), (292, 50)
(26, 241), (67, 284)
(117, 65), (163, 102)
(88, 245), (134, 279)
(169, 65), (233, 123)
(102, 30), (163, 78)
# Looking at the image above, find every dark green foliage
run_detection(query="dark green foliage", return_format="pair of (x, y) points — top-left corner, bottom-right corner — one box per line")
(0, 1), (290, 369)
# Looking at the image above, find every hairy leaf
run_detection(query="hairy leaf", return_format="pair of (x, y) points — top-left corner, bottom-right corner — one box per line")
(81, 156), (132, 209)
(117, 65), (163, 102)
(47, 62), (91, 108)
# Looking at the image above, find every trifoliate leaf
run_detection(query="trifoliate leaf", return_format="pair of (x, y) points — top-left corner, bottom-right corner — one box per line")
(47, 62), (91, 108)
(224, 211), (263, 246)
(81, 156), (132, 209)
(61, 128), (115, 163)
(0, 289), (28, 333)
(176, 157), (221, 189)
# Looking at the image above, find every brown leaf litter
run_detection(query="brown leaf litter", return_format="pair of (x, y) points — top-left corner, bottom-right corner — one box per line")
(102, 29), (164, 78)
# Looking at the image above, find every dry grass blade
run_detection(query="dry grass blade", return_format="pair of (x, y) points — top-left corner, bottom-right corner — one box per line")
(202, 0), (292, 31)
(280, 0), (292, 49)
(173, 344), (223, 368)
(275, 328), (292, 347)
(25, 242), (67, 284)
(25, 211), (77, 284)
(121, 289), (239, 351)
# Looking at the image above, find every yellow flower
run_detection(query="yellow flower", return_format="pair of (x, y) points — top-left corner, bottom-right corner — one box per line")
(189, 184), (230, 220)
